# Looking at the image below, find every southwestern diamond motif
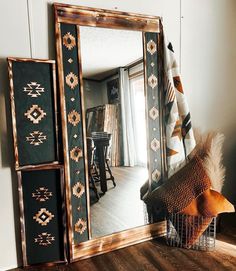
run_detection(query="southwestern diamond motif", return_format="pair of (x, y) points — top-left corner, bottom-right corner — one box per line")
(151, 138), (160, 152)
(148, 74), (158, 89)
(26, 131), (46, 146)
(149, 107), (159, 120)
(75, 218), (87, 235)
(147, 39), (157, 55)
(70, 147), (83, 162)
(63, 32), (76, 50)
(34, 232), (55, 246)
(33, 208), (54, 226)
(72, 182), (85, 199)
(68, 110), (81, 126)
(24, 104), (46, 124)
(152, 169), (161, 181)
(23, 82), (44, 97)
(66, 72), (78, 90)
(32, 187), (52, 202)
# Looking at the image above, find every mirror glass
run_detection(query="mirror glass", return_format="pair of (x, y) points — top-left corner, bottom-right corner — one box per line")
(80, 26), (149, 238)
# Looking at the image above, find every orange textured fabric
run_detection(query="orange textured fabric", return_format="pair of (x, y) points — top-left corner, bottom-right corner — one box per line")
(180, 189), (235, 217)
(146, 155), (211, 213)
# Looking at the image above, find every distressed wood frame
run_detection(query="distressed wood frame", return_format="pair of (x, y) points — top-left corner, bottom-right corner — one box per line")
(17, 165), (67, 267)
(54, 3), (167, 262)
(8, 57), (60, 170)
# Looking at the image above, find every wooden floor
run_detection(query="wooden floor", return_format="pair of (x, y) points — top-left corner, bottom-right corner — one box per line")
(12, 232), (236, 271)
(90, 166), (148, 238)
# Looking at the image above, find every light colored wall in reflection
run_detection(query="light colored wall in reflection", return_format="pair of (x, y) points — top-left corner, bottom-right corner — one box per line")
(0, 0), (236, 269)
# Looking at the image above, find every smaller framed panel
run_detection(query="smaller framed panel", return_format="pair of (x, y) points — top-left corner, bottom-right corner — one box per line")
(8, 58), (60, 170)
(18, 166), (67, 266)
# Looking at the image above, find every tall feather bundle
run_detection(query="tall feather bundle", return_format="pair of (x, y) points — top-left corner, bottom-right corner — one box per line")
(203, 133), (226, 192)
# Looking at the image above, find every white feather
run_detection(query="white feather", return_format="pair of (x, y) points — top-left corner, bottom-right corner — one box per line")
(203, 133), (226, 192)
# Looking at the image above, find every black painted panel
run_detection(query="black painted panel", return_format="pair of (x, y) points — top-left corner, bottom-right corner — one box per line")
(12, 61), (58, 166)
(22, 169), (65, 265)
(60, 24), (89, 243)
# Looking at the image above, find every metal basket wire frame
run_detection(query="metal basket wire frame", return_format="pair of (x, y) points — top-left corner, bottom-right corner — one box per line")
(166, 213), (216, 251)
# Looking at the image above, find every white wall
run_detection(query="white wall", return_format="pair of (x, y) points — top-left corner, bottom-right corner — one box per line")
(0, 0), (236, 269)
(181, 0), (236, 204)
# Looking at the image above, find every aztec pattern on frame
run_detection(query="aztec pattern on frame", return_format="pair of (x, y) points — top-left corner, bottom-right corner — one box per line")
(145, 33), (162, 189)
(60, 23), (89, 243)
(10, 60), (58, 166)
(22, 169), (65, 265)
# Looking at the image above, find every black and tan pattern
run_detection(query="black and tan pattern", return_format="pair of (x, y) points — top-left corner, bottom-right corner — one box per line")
(33, 208), (54, 226)
(60, 23), (89, 244)
(23, 82), (45, 98)
(74, 218), (87, 235)
(21, 169), (65, 265)
(26, 131), (47, 146)
(32, 187), (53, 202)
(63, 32), (76, 50)
(9, 59), (59, 167)
(34, 232), (55, 246)
(147, 39), (157, 55)
(72, 182), (85, 199)
(24, 104), (46, 124)
(68, 110), (81, 126)
(70, 147), (83, 162)
(66, 72), (79, 90)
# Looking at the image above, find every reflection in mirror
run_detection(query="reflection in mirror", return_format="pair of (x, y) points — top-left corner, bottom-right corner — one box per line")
(80, 26), (148, 238)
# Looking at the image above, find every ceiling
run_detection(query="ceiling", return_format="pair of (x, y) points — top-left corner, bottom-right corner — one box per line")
(80, 26), (143, 80)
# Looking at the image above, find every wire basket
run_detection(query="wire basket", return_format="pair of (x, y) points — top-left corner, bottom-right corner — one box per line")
(166, 213), (216, 251)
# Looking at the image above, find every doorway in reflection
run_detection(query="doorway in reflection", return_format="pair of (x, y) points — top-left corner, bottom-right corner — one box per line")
(80, 26), (148, 238)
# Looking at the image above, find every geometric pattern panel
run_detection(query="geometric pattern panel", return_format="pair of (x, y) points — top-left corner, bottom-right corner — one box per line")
(74, 218), (87, 235)
(60, 23), (89, 244)
(144, 32), (162, 189)
(32, 187), (53, 202)
(63, 32), (76, 50)
(33, 208), (54, 226)
(23, 82), (45, 98)
(68, 110), (81, 126)
(72, 182), (85, 199)
(147, 39), (157, 55)
(10, 60), (59, 167)
(26, 131), (47, 146)
(24, 104), (46, 124)
(21, 168), (65, 265)
(34, 232), (55, 246)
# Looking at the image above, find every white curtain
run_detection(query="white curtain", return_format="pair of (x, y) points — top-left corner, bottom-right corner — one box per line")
(130, 75), (147, 167)
(119, 68), (147, 167)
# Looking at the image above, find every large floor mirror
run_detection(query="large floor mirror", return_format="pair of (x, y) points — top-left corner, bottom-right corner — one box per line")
(55, 3), (166, 261)
(80, 26), (148, 238)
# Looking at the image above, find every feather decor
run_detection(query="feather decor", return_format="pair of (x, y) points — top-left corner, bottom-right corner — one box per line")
(203, 133), (226, 192)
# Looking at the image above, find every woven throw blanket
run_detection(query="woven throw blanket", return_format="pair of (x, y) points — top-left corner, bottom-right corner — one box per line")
(163, 32), (196, 176)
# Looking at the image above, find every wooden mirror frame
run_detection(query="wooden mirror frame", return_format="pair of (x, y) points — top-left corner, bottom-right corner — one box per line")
(54, 3), (167, 262)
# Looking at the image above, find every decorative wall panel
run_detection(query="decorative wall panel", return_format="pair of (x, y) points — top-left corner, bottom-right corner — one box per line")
(19, 167), (66, 266)
(59, 23), (89, 245)
(8, 58), (59, 169)
(144, 33), (163, 187)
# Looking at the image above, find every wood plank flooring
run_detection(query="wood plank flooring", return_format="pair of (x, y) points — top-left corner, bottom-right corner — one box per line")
(90, 166), (149, 238)
(11, 233), (236, 271)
